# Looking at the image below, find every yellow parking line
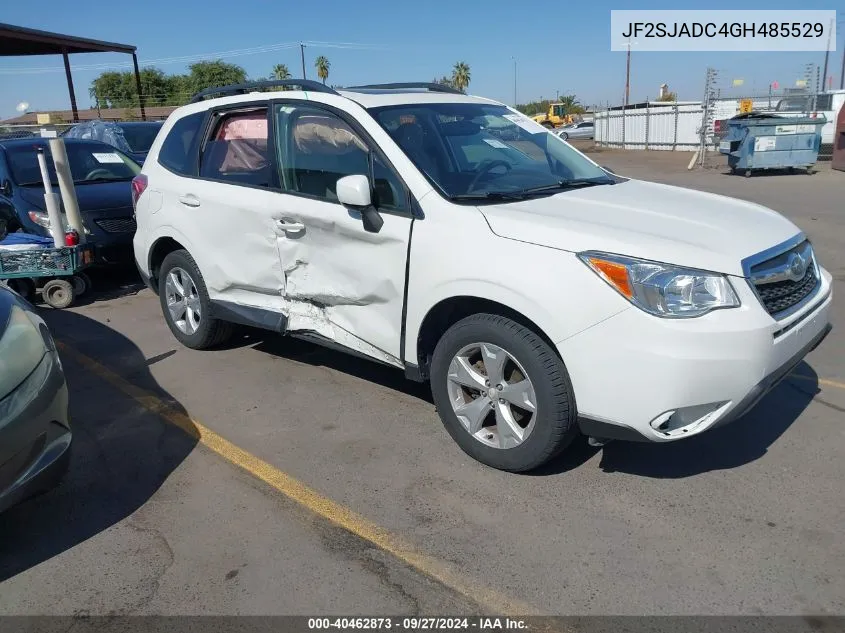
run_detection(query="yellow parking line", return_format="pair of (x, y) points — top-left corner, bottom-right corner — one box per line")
(788, 373), (845, 390)
(56, 341), (539, 616)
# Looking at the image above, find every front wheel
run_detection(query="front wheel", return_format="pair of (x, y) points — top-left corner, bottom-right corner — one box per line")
(159, 250), (233, 349)
(42, 279), (74, 309)
(559, 132), (569, 141)
(430, 314), (578, 472)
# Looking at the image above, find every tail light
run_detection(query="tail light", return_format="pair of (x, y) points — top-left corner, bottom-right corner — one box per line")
(131, 174), (148, 209)
(65, 231), (79, 246)
(714, 120), (723, 133)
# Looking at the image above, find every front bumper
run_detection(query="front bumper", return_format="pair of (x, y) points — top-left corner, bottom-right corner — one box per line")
(561, 267), (833, 442)
(0, 350), (72, 513)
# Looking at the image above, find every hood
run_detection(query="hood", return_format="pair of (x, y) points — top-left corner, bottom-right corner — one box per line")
(477, 179), (801, 276)
(17, 180), (133, 214)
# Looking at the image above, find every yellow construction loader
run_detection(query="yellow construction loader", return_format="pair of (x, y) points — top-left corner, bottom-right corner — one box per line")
(532, 103), (575, 129)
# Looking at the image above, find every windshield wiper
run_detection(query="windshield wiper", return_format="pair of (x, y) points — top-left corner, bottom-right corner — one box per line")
(515, 177), (616, 196)
(17, 181), (52, 187)
(448, 191), (532, 201)
(450, 177), (616, 202)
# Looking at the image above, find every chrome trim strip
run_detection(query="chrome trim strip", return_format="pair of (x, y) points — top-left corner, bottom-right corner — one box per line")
(740, 233), (807, 278)
(750, 242), (814, 285)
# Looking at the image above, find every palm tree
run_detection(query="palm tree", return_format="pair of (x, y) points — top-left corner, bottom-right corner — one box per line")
(451, 62), (471, 93)
(314, 56), (331, 84)
(558, 94), (581, 113)
(272, 64), (291, 80)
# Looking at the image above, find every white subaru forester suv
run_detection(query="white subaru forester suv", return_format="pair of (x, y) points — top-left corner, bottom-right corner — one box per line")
(132, 80), (832, 472)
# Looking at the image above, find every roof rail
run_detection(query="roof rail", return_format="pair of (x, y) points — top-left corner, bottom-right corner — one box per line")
(189, 79), (339, 103)
(344, 82), (464, 95)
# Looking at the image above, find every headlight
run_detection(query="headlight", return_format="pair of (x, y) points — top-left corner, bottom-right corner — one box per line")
(0, 305), (48, 400)
(579, 252), (740, 318)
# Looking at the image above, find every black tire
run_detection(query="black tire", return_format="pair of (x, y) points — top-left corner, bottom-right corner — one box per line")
(430, 314), (578, 472)
(158, 249), (233, 349)
(1, 277), (35, 301)
(42, 279), (74, 309)
(70, 272), (91, 296)
(559, 132), (569, 141)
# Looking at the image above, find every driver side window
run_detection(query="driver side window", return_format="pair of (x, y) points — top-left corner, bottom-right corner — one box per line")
(274, 104), (406, 212)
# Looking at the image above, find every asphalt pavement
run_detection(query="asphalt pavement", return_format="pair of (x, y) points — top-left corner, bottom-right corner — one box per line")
(1, 149), (843, 617)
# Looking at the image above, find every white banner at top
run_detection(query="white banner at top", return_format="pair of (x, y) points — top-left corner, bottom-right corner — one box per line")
(610, 10), (836, 52)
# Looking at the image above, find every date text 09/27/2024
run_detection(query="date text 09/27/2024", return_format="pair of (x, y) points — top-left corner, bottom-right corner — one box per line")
(307, 618), (528, 630)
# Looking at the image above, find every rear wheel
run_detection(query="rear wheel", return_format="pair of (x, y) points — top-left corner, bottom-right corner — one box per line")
(159, 250), (233, 349)
(70, 272), (91, 296)
(1, 278), (35, 301)
(430, 314), (578, 472)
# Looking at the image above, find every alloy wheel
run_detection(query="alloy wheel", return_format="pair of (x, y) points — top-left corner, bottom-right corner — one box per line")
(165, 267), (201, 335)
(445, 342), (537, 449)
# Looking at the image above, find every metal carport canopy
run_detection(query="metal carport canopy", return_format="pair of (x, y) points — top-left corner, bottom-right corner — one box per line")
(0, 22), (146, 122)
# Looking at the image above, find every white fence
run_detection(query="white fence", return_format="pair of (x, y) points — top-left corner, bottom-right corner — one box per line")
(594, 104), (705, 151)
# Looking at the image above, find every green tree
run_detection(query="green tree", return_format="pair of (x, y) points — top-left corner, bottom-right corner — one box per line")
(451, 62), (471, 93)
(89, 68), (174, 109)
(272, 64), (292, 80)
(656, 91), (678, 102)
(433, 75), (455, 88)
(558, 94), (581, 113)
(187, 60), (247, 95)
(314, 56), (331, 84)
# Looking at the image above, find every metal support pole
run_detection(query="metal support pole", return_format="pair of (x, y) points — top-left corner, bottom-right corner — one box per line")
(62, 50), (79, 123)
(624, 40), (632, 107)
(300, 43), (307, 79)
(673, 104), (679, 150)
(841, 36), (845, 89)
(644, 101), (649, 150)
(132, 53), (147, 121)
(513, 58), (517, 106)
(821, 18), (833, 92)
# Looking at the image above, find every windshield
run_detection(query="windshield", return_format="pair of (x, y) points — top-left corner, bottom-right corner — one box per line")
(119, 123), (163, 153)
(370, 103), (610, 200)
(6, 143), (140, 186)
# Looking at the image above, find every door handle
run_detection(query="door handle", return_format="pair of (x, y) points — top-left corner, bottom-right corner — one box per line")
(276, 220), (305, 232)
(179, 194), (201, 207)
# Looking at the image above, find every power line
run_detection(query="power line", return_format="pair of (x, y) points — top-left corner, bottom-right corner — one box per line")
(0, 40), (382, 75)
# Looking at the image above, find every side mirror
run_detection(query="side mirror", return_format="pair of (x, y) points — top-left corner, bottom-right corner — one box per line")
(0, 179), (11, 197)
(337, 174), (372, 208)
(336, 174), (383, 234)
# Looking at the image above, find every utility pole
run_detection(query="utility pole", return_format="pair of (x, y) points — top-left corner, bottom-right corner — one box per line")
(840, 21), (845, 89)
(841, 42), (845, 89)
(821, 18), (833, 93)
(512, 57), (517, 107)
(300, 43), (307, 80)
(624, 37), (632, 107)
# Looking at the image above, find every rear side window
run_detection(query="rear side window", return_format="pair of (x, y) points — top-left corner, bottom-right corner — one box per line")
(158, 112), (205, 174)
(199, 109), (270, 188)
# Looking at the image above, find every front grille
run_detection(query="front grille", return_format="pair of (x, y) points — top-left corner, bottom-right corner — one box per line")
(755, 266), (819, 315)
(95, 217), (137, 234)
(748, 239), (820, 317)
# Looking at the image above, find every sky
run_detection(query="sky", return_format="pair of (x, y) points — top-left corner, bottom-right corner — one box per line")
(0, 0), (841, 119)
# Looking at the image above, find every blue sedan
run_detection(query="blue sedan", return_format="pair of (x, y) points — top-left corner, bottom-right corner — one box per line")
(0, 138), (141, 264)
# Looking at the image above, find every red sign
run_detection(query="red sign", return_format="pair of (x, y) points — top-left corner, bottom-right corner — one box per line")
(771, 81), (779, 90)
